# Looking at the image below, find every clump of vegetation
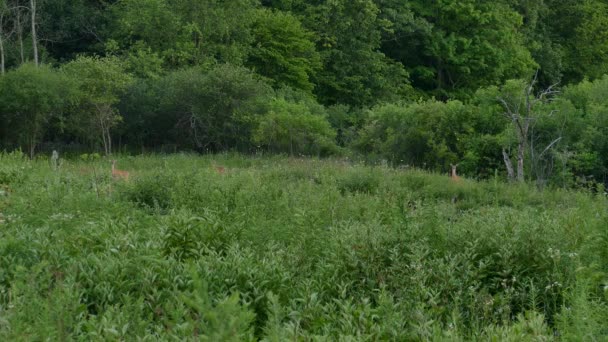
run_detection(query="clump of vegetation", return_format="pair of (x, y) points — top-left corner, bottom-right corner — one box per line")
(162, 210), (241, 260)
(1, 154), (605, 340)
(337, 168), (380, 194)
(118, 171), (175, 211)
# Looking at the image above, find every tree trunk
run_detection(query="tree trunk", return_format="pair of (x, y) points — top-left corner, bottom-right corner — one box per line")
(95, 105), (113, 156)
(30, 0), (38, 66)
(29, 133), (36, 159)
(106, 129), (112, 155)
(502, 148), (515, 181)
(0, 7), (4, 74)
(517, 140), (525, 182)
(0, 30), (5, 75)
(17, 9), (24, 63)
(98, 113), (108, 155)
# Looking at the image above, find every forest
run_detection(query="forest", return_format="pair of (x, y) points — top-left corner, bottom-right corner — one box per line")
(1, 0), (608, 187)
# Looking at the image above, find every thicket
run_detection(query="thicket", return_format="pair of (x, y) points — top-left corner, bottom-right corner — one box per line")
(2, 0), (608, 188)
(0, 153), (606, 340)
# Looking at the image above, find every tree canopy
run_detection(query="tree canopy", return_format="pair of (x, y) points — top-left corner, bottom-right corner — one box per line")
(2, 0), (608, 187)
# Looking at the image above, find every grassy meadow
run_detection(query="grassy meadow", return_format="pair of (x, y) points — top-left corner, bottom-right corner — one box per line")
(0, 152), (607, 340)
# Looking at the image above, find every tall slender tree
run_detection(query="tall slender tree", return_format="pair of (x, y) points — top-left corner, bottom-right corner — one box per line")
(0, 0), (7, 74)
(29, 0), (37, 65)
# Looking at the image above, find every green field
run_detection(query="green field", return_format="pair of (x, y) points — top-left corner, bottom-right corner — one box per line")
(0, 152), (606, 340)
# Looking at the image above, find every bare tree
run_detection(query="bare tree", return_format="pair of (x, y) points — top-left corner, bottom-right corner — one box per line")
(29, 0), (36, 65)
(498, 72), (559, 182)
(0, 2), (6, 74)
(501, 147), (515, 181)
(1, 0), (29, 67)
(15, 2), (23, 63)
(0, 1), (21, 73)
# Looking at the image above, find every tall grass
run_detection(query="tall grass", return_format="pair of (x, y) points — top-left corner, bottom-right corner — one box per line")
(0, 152), (606, 340)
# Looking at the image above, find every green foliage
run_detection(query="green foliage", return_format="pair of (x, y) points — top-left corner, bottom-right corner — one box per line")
(379, 0), (536, 98)
(301, 0), (411, 106)
(157, 64), (273, 151)
(0, 155), (606, 339)
(0, 152), (28, 185)
(248, 9), (320, 93)
(162, 210), (242, 260)
(62, 56), (134, 154)
(357, 100), (476, 170)
(170, 0), (259, 66)
(0, 64), (77, 157)
(124, 43), (165, 79)
(336, 168), (380, 195)
(0, 154), (608, 341)
(179, 269), (256, 340)
(109, 0), (181, 55)
(4, 0), (608, 189)
(254, 97), (338, 156)
(553, 1), (608, 82)
(119, 171), (175, 211)
(63, 56), (133, 107)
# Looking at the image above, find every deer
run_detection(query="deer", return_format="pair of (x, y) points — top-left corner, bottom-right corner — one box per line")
(450, 164), (461, 182)
(211, 160), (226, 174)
(111, 160), (130, 181)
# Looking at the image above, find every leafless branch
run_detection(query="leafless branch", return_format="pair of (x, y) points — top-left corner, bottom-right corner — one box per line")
(538, 137), (563, 159)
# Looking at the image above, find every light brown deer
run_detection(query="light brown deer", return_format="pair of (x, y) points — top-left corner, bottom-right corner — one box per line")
(111, 160), (130, 181)
(450, 164), (461, 182)
(450, 164), (462, 204)
(211, 160), (226, 174)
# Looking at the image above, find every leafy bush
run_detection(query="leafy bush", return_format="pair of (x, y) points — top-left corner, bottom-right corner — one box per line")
(357, 100), (476, 170)
(336, 168), (380, 194)
(255, 97), (339, 156)
(162, 210), (241, 260)
(157, 65), (273, 151)
(0, 166), (24, 186)
(119, 171), (174, 210)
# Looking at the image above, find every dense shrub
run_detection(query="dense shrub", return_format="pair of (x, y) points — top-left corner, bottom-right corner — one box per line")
(118, 171), (175, 211)
(356, 100), (476, 170)
(336, 168), (380, 194)
(255, 98), (339, 156)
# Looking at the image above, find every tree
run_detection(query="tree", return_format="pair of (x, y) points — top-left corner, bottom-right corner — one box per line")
(247, 9), (320, 94)
(169, 0), (259, 66)
(108, 0), (181, 58)
(63, 56), (133, 155)
(378, 0), (536, 99)
(156, 64), (273, 152)
(299, 0), (411, 107)
(29, 0), (36, 65)
(545, 0), (608, 83)
(15, 0), (23, 63)
(506, 0), (564, 87)
(356, 100), (475, 170)
(37, 0), (109, 59)
(254, 97), (338, 156)
(497, 74), (559, 182)
(0, 0), (9, 74)
(561, 76), (608, 186)
(0, 63), (74, 157)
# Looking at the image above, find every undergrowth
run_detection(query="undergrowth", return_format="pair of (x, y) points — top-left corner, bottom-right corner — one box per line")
(0, 152), (606, 340)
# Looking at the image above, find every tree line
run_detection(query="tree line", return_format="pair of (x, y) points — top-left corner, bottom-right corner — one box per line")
(1, 0), (608, 188)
